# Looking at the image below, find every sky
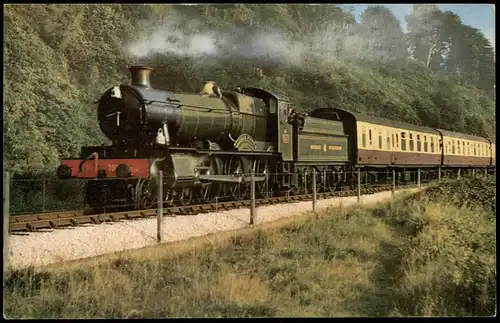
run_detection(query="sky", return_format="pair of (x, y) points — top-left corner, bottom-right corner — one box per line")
(351, 4), (495, 48)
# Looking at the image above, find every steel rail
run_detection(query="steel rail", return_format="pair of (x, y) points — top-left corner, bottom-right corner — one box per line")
(9, 183), (421, 232)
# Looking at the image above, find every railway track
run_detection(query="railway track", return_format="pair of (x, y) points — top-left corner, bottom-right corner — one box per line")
(9, 183), (421, 232)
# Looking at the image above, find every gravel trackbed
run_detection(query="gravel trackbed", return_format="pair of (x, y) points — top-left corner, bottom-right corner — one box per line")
(6, 188), (419, 269)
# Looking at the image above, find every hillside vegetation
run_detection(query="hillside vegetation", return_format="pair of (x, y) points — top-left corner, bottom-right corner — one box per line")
(3, 175), (495, 318)
(4, 4), (495, 175)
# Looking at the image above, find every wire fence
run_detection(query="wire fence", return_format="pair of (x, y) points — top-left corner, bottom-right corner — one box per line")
(4, 167), (488, 217)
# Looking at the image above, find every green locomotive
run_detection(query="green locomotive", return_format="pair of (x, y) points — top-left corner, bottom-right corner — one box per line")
(57, 66), (350, 209)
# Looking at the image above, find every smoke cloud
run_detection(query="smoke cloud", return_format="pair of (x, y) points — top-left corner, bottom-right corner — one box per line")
(124, 9), (398, 67)
(126, 28), (218, 58)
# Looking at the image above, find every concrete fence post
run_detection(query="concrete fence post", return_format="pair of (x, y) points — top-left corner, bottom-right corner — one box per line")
(312, 169), (317, 213)
(304, 171), (308, 195)
(357, 168), (361, 203)
(417, 168), (421, 188)
(250, 169), (256, 225)
(42, 178), (46, 214)
(4, 171), (11, 273)
(157, 170), (163, 242)
(392, 169), (396, 198)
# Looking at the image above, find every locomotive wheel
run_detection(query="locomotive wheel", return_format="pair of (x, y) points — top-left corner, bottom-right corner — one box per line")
(164, 189), (175, 206)
(178, 188), (193, 206)
(225, 156), (250, 200)
(253, 159), (270, 198)
(200, 156), (222, 203)
(85, 181), (105, 209)
(325, 169), (340, 192)
(296, 169), (314, 194)
(136, 178), (157, 210)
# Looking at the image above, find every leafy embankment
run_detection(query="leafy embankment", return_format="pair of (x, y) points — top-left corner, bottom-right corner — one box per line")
(4, 175), (495, 318)
(372, 174), (496, 316)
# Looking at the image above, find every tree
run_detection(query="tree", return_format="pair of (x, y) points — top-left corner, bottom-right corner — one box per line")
(406, 4), (444, 68)
(359, 5), (407, 60)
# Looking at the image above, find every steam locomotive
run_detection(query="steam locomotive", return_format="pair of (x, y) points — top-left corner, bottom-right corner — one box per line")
(56, 66), (495, 209)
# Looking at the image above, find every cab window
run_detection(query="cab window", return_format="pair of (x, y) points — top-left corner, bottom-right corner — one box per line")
(279, 103), (288, 123)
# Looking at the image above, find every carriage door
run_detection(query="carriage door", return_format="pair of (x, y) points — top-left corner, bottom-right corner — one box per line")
(278, 101), (293, 161)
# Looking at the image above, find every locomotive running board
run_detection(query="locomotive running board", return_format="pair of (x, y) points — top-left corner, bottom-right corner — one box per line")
(198, 175), (267, 183)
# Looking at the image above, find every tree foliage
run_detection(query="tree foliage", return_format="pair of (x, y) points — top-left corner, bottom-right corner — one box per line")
(3, 4), (495, 175)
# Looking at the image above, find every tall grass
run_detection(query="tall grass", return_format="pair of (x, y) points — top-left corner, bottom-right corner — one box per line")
(3, 175), (495, 318)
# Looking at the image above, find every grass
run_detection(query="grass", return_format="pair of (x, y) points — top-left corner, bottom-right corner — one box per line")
(3, 175), (496, 318)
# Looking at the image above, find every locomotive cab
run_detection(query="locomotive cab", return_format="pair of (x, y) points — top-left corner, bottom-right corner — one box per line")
(236, 87), (294, 160)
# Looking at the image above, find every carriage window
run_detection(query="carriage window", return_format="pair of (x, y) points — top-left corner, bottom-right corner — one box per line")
(396, 134), (399, 147)
(430, 137), (435, 153)
(417, 135), (421, 152)
(474, 143), (477, 156)
(462, 141), (465, 155)
(361, 127), (367, 148)
(401, 132), (407, 151)
(457, 141), (461, 155)
(452, 140), (455, 154)
(392, 134), (395, 148)
(386, 131), (390, 150)
(369, 129), (372, 146)
(409, 133), (414, 151)
(378, 133), (383, 149)
(423, 136), (428, 152)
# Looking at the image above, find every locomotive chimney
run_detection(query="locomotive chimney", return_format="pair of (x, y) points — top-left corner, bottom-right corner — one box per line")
(129, 65), (153, 88)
